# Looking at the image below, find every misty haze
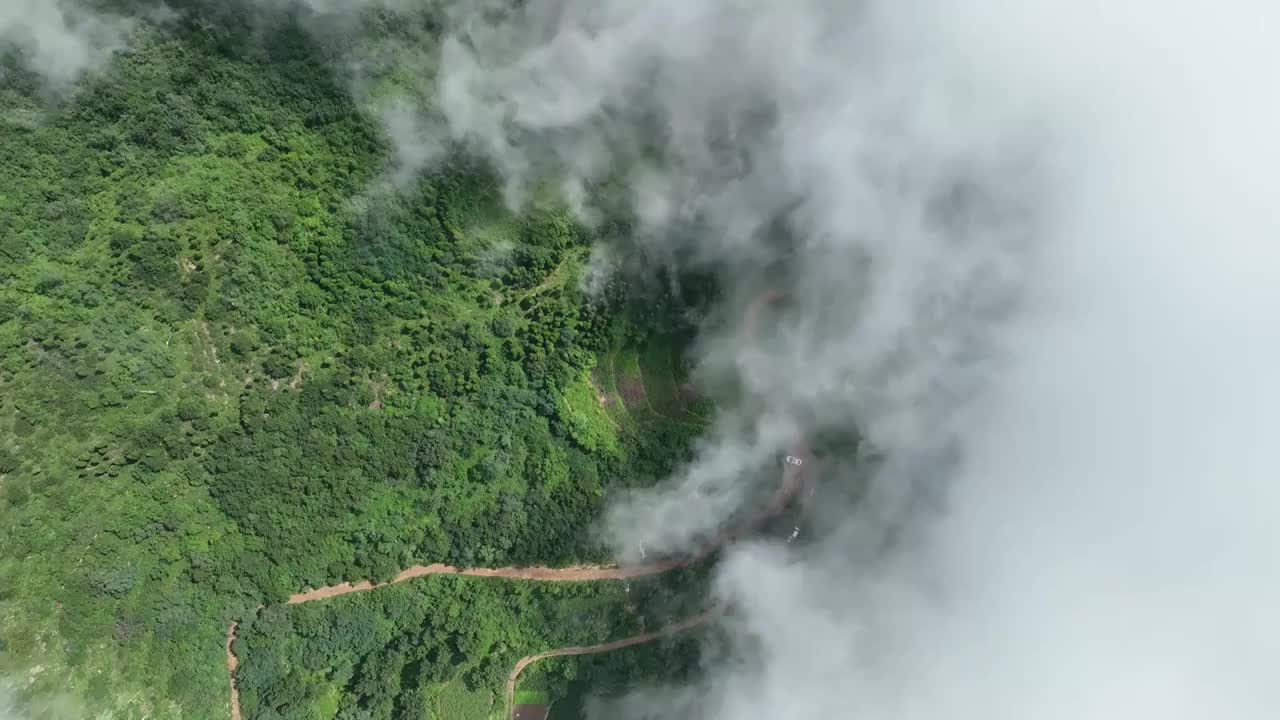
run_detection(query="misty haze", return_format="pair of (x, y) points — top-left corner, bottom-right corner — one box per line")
(1, 2), (1276, 720)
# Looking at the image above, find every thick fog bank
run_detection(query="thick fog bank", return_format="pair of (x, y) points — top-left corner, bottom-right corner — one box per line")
(434, 1), (1280, 718)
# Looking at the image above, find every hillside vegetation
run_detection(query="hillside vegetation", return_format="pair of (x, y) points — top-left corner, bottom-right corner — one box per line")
(235, 571), (708, 720)
(0, 13), (707, 719)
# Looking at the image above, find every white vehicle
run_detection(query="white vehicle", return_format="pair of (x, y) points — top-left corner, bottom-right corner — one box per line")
(787, 526), (800, 543)
(784, 455), (804, 466)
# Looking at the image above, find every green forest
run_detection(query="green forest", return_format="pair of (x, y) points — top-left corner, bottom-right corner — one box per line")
(235, 572), (709, 720)
(0, 6), (713, 719)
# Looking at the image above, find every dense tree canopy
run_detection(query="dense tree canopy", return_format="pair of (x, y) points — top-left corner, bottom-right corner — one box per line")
(0, 10), (712, 719)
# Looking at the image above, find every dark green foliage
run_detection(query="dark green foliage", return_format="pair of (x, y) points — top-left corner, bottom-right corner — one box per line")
(542, 636), (706, 720)
(0, 447), (18, 474)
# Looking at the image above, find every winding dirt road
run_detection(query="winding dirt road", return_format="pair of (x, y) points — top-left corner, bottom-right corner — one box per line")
(225, 291), (809, 720)
(504, 605), (724, 711)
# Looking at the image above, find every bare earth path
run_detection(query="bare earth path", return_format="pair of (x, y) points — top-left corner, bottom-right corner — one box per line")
(225, 622), (242, 720)
(286, 560), (684, 604)
(504, 605), (723, 711)
(225, 291), (807, 720)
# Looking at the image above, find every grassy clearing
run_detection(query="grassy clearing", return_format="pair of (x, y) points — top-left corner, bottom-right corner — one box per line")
(558, 371), (621, 455)
(592, 348), (678, 437)
(594, 335), (708, 430)
(313, 682), (342, 719)
(435, 682), (495, 720)
(466, 214), (521, 249)
(588, 353), (631, 431)
(527, 249), (587, 295)
(609, 350), (652, 416)
(514, 689), (551, 705)
(637, 340), (685, 418)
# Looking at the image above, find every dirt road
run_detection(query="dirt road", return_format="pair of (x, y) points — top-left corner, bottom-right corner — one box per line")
(504, 605), (723, 711)
(225, 622), (242, 720)
(285, 561), (682, 604)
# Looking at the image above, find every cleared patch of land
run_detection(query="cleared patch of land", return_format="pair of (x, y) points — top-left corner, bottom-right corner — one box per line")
(435, 682), (494, 720)
(592, 336), (708, 434)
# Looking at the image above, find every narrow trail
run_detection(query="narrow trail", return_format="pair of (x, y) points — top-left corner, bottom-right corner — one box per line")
(504, 605), (723, 711)
(286, 561), (682, 604)
(225, 622), (242, 720)
(226, 290), (808, 720)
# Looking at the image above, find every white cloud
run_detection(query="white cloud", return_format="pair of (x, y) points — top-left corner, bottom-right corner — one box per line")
(433, 0), (1280, 717)
(0, 1), (152, 90)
